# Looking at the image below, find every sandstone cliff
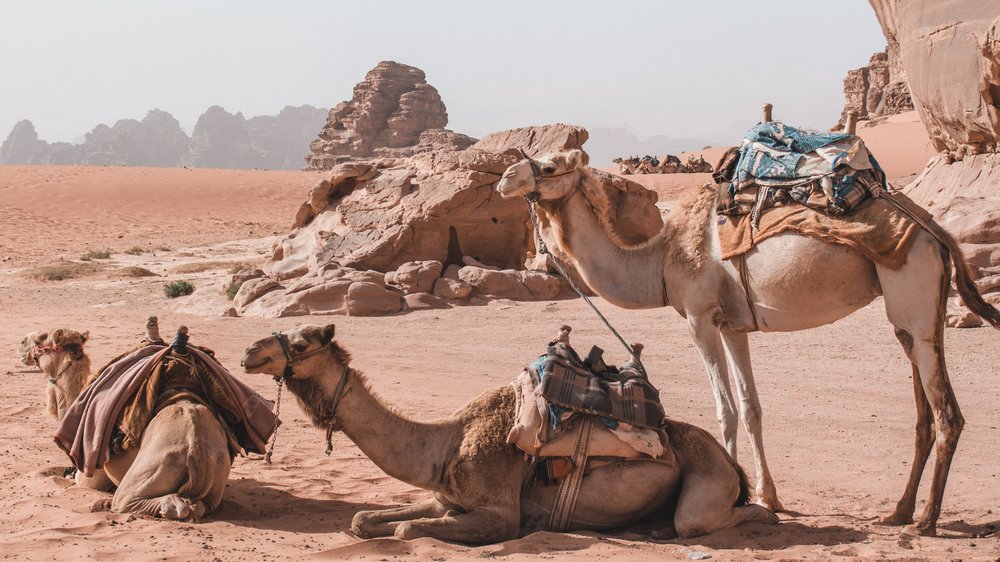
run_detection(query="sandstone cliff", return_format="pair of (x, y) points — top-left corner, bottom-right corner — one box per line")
(305, 61), (475, 170)
(837, 48), (913, 127)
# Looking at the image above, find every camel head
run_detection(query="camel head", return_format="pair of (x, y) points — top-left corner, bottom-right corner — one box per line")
(497, 149), (589, 201)
(242, 324), (340, 380)
(19, 331), (47, 367)
(35, 328), (89, 380)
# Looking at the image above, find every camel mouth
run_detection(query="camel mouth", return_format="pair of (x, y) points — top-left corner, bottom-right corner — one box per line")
(241, 356), (272, 373)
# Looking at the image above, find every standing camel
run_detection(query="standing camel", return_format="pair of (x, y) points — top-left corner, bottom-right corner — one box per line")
(496, 149), (1000, 536)
(241, 324), (777, 543)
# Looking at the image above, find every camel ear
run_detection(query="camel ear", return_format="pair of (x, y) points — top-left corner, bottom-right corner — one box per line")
(320, 324), (335, 343)
(80, 331), (89, 345)
(51, 329), (65, 345)
(564, 149), (588, 171)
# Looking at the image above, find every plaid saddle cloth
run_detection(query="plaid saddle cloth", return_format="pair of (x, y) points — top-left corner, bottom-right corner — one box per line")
(535, 342), (665, 430)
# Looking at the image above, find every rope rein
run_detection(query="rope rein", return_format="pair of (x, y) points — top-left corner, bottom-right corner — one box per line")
(524, 189), (647, 376)
(264, 376), (283, 463)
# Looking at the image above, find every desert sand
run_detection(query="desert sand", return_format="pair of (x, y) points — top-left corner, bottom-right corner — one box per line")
(1, 131), (998, 560)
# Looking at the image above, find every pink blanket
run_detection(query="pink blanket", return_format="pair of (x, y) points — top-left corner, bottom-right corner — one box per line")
(53, 345), (278, 476)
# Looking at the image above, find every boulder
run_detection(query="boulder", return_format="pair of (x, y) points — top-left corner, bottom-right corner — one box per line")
(385, 260), (443, 294)
(346, 282), (403, 316)
(234, 277), (281, 309)
(403, 292), (450, 311)
(471, 124), (588, 157)
(458, 266), (561, 300)
(433, 277), (472, 300)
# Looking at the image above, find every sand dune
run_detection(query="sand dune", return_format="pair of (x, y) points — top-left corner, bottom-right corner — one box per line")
(0, 154), (997, 560)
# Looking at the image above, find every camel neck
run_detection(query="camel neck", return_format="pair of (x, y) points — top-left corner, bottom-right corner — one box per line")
(543, 192), (670, 309)
(287, 363), (462, 494)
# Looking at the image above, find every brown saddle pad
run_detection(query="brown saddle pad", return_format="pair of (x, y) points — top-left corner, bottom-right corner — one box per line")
(716, 191), (931, 270)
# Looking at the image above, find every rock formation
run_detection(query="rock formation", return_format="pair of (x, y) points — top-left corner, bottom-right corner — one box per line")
(837, 48), (913, 127)
(0, 106), (325, 169)
(236, 123), (661, 317)
(869, 0), (1000, 325)
(305, 61), (475, 170)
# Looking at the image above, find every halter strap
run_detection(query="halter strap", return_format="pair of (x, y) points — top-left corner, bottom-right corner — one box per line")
(273, 331), (329, 380)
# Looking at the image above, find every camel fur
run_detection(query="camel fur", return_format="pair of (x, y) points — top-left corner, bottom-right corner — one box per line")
(497, 150), (1000, 536)
(241, 324), (777, 544)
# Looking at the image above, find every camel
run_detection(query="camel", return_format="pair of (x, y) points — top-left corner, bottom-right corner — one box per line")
(55, 324), (232, 521)
(612, 156), (641, 175)
(241, 324), (777, 544)
(29, 329), (92, 421)
(659, 154), (685, 174)
(685, 154), (713, 173)
(496, 149), (1000, 536)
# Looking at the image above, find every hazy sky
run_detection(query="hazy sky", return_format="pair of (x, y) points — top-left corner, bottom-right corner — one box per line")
(1, 1), (886, 145)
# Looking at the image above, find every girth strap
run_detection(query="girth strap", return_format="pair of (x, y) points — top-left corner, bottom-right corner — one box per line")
(548, 418), (593, 532)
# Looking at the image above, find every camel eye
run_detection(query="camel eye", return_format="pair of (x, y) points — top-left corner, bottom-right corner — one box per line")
(541, 165), (556, 175)
(292, 341), (308, 352)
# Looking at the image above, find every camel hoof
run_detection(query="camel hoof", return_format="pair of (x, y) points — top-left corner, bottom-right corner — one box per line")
(90, 499), (112, 512)
(350, 511), (376, 538)
(908, 521), (937, 537)
(159, 495), (200, 522)
(756, 496), (784, 513)
(393, 521), (424, 540)
(878, 512), (914, 526)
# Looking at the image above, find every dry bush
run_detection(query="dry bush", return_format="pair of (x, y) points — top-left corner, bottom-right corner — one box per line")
(115, 266), (157, 278)
(29, 260), (101, 281)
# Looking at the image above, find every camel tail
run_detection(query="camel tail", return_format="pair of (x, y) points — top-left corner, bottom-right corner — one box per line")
(925, 218), (1000, 329)
(728, 454), (751, 507)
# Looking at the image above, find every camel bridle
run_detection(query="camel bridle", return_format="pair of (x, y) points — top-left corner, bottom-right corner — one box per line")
(34, 344), (81, 384)
(265, 331), (352, 462)
(514, 148), (579, 203)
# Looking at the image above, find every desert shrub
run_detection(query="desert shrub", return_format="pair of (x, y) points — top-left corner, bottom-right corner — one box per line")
(125, 246), (145, 255)
(228, 263), (252, 275)
(226, 281), (243, 300)
(80, 249), (111, 261)
(164, 280), (195, 298)
(117, 266), (157, 278)
(29, 260), (99, 281)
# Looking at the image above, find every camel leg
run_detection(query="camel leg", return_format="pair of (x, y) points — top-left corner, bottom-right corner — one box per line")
(392, 507), (520, 544)
(877, 233), (963, 536)
(881, 363), (935, 525)
(688, 314), (739, 460)
(721, 329), (782, 512)
(352, 498), (450, 538)
(672, 423), (778, 538)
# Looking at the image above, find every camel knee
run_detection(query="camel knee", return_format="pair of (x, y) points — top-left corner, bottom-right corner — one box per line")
(738, 399), (762, 429)
(159, 494), (204, 522)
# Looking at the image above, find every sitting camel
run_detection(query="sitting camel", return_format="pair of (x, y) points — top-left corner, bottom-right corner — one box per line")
(55, 323), (237, 521)
(241, 324), (777, 543)
(685, 154), (713, 173)
(29, 329), (92, 421)
(659, 154), (685, 174)
(497, 149), (1000, 535)
(612, 156), (641, 175)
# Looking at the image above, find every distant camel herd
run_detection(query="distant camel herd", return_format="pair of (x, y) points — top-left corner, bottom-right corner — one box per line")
(613, 153), (713, 174)
(16, 148), (1000, 543)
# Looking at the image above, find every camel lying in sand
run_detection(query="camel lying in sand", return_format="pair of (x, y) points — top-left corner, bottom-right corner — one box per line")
(241, 324), (777, 543)
(54, 325), (232, 521)
(24, 329), (91, 421)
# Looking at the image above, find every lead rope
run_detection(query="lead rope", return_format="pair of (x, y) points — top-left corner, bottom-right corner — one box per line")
(264, 377), (284, 463)
(525, 199), (647, 376)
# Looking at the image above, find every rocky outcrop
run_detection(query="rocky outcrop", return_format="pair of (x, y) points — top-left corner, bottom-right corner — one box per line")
(305, 61), (475, 170)
(837, 48), (913, 127)
(0, 120), (47, 164)
(1, 106), (325, 169)
(237, 123), (657, 317)
(870, 0), (1000, 324)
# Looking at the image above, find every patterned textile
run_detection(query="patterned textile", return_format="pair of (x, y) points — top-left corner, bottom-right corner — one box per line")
(54, 344), (278, 476)
(537, 342), (665, 430)
(717, 122), (886, 220)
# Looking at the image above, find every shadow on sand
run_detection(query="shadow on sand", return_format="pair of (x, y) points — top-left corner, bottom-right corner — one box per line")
(220, 478), (392, 533)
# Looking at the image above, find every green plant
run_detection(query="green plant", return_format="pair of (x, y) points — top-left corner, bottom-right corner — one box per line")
(226, 280), (243, 300)
(80, 249), (111, 261)
(164, 280), (195, 298)
(228, 263), (252, 275)
(125, 246), (145, 256)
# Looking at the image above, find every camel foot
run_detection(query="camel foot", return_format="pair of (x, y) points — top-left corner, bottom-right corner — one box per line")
(393, 521), (426, 540)
(755, 496), (783, 513)
(878, 512), (914, 526)
(159, 495), (204, 522)
(351, 511), (378, 538)
(908, 520), (937, 537)
(62, 467), (77, 479)
(90, 498), (113, 513)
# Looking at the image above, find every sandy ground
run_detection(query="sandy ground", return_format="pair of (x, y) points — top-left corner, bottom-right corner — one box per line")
(0, 151), (998, 560)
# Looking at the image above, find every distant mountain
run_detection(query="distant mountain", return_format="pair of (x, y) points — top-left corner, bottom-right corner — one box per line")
(584, 126), (717, 167)
(0, 105), (328, 170)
